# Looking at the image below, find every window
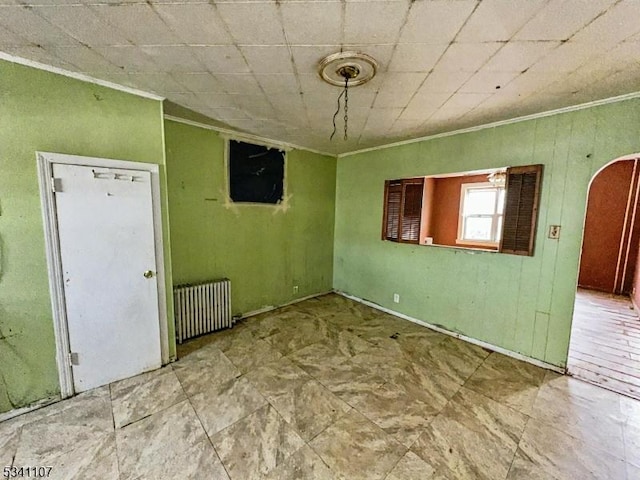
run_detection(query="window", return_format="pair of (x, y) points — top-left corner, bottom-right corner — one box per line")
(457, 183), (505, 246)
(229, 140), (284, 204)
(381, 164), (543, 256)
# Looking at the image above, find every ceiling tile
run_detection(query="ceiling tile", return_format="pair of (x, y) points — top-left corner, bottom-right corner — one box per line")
(291, 45), (341, 75)
(34, 5), (129, 46)
(388, 119), (425, 136)
(388, 44), (448, 72)
(153, 3), (233, 45)
(570, 0), (640, 47)
(0, 23), (25, 46)
(483, 41), (559, 72)
(213, 74), (263, 94)
(216, 2), (285, 45)
(231, 94), (273, 111)
(168, 73), (222, 93)
(131, 73), (193, 94)
(191, 45), (249, 73)
(594, 41), (640, 69)
(436, 42), (503, 72)
(433, 92), (492, 118)
(298, 73), (339, 97)
(418, 69), (474, 93)
(456, 0), (547, 42)
(527, 41), (607, 72)
(240, 46), (294, 74)
(364, 108), (404, 127)
(494, 70), (565, 97)
(543, 65), (612, 95)
(341, 90), (377, 110)
(280, 1), (342, 45)
(0, 6), (77, 46)
(458, 70), (519, 93)
(20, 0), (127, 4)
(255, 74), (299, 94)
(194, 93), (243, 109)
(92, 4), (181, 46)
(399, 0), (477, 44)
(344, 1), (410, 44)
(47, 45), (121, 73)
(0, 45), (76, 70)
(240, 105), (278, 120)
(399, 92), (450, 121)
(139, 45), (206, 72)
(515, 0), (615, 41)
(342, 44), (395, 73)
(209, 107), (251, 121)
(304, 91), (376, 113)
(93, 46), (160, 73)
(580, 63), (640, 98)
(373, 72), (426, 108)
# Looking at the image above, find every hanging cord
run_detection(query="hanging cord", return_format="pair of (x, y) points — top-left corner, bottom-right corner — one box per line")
(343, 77), (349, 140)
(330, 84), (346, 141)
(330, 77), (350, 142)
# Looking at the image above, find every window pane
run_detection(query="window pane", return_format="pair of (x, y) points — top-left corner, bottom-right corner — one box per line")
(497, 188), (506, 214)
(465, 190), (497, 215)
(464, 217), (493, 240)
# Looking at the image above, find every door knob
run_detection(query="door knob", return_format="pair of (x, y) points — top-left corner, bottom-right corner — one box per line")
(143, 270), (155, 279)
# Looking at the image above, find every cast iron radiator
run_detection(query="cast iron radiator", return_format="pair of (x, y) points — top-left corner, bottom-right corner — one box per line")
(173, 278), (233, 343)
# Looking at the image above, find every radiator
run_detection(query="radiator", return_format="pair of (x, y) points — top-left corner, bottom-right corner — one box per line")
(173, 278), (233, 343)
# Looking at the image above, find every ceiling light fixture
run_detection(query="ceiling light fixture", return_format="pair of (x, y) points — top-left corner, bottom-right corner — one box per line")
(318, 52), (378, 142)
(488, 171), (507, 186)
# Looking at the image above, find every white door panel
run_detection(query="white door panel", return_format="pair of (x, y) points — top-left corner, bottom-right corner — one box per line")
(53, 163), (161, 392)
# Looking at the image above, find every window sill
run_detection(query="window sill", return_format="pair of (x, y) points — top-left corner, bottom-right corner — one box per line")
(421, 243), (500, 253)
(455, 239), (499, 248)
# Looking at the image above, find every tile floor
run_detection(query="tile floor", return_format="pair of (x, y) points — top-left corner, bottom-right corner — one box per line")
(2, 293), (640, 479)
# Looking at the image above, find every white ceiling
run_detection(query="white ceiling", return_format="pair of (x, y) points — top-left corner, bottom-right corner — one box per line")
(1, 0), (640, 154)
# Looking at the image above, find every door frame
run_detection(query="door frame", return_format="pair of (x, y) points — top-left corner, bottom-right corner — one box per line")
(37, 152), (170, 399)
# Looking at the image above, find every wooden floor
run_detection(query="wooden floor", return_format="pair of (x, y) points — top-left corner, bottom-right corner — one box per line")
(568, 288), (640, 400)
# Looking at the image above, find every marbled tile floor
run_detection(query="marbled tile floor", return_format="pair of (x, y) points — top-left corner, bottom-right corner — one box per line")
(3, 294), (640, 479)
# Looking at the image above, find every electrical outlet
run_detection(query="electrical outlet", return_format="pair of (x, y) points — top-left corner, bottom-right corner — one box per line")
(293, 285), (299, 294)
(548, 225), (561, 240)
(393, 293), (400, 303)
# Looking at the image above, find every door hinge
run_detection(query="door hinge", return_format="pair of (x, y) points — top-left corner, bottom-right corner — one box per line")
(68, 352), (79, 366)
(51, 177), (62, 193)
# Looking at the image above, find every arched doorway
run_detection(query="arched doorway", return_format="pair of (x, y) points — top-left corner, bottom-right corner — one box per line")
(568, 157), (640, 399)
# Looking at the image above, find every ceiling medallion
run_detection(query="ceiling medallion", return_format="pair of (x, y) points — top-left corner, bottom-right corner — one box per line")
(318, 51), (378, 87)
(318, 52), (378, 141)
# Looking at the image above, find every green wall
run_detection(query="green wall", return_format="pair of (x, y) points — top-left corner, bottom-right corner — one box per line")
(165, 120), (336, 316)
(0, 60), (174, 414)
(334, 98), (640, 368)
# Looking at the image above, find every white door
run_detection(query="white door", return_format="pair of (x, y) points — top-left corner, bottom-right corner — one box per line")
(53, 163), (161, 392)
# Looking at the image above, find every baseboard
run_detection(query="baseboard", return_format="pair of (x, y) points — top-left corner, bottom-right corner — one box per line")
(239, 290), (333, 320)
(0, 395), (60, 423)
(335, 290), (566, 374)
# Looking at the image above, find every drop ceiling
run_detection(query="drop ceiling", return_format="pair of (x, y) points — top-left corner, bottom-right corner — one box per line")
(1, 0), (639, 154)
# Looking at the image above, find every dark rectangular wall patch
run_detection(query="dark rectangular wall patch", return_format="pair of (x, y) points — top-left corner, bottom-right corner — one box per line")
(229, 140), (284, 204)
